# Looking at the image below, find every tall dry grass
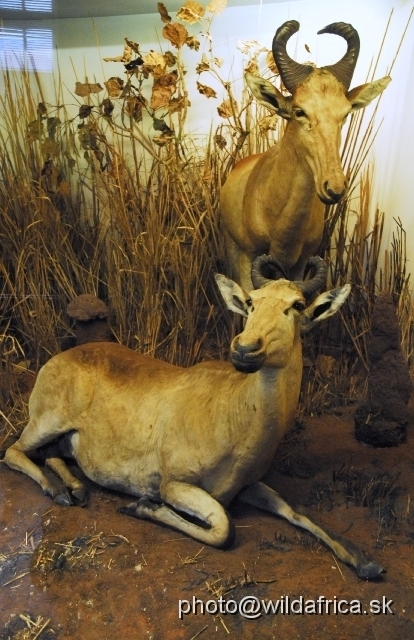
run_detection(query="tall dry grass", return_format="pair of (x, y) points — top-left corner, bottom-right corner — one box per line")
(300, 171), (414, 416)
(0, 74), (233, 357)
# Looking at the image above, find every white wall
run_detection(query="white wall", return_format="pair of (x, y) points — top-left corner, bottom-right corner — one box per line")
(2, 0), (414, 262)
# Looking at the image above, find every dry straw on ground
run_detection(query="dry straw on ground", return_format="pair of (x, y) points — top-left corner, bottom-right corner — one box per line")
(0, 2), (413, 445)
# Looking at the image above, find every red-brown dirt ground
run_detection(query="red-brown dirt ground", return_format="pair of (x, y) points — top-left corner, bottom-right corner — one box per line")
(1, 405), (413, 640)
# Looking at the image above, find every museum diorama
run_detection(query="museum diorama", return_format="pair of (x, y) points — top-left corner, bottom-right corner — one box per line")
(0, 1), (414, 638)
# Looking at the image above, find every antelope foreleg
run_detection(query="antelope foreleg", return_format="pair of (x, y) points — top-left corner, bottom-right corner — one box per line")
(238, 481), (385, 580)
(45, 457), (87, 506)
(223, 230), (254, 291)
(3, 417), (85, 506)
(119, 481), (235, 548)
(3, 442), (72, 506)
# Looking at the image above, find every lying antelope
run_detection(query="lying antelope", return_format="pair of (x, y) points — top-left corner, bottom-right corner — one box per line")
(3, 257), (383, 579)
(220, 21), (391, 290)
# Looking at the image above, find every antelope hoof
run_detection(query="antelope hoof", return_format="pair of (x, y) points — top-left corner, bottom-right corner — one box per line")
(71, 488), (88, 507)
(119, 497), (160, 518)
(53, 490), (72, 507)
(356, 561), (386, 580)
(118, 501), (141, 517)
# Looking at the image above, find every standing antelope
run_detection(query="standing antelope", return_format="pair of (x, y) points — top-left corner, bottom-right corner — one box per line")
(220, 21), (391, 291)
(3, 256), (384, 579)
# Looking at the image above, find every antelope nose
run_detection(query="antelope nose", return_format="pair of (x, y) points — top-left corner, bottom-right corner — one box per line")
(324, 181), (347, 203)
(234, 338), (263, 360)
(231, 337), (265, 373)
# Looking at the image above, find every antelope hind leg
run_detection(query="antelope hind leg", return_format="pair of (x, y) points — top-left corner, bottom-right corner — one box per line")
(119, 480), (235, 548)
(238, 481), (385, 580)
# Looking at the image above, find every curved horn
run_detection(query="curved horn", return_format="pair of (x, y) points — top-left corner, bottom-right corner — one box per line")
(317, 22), (360, 90)
(251, 255), (288, 289)
(272, 20), (314, 93)
(295, 256), (328, 298)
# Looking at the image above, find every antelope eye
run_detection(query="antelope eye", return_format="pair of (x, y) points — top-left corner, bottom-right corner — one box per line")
(246, 297), (253, 309)
(292, 301), (305, 312)
(294, 109), (306, 118)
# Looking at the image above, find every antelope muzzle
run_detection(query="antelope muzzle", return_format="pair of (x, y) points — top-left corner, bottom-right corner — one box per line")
(230, 336), (265, 373)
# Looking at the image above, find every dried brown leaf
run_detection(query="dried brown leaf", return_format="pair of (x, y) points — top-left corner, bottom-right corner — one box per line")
(143, 51), (166, 69)
(196, 61), (210, 73)
(177, 1), (205, 24)
(214, 133), (227, 148)
(103, 44), (133, 64)
(196, 81), (217, 99)
(157, 2), (171, 23)
(125, 38), (140, 53)
(75, 81), (103, 97)
(153, 132), (174, 146)
(186, 36), (200, 51)
(150, 70), (178, 110)
(79, 104), (93, 119)
(41, 138), (60, 158)
(150, 87), (172, 110)
(78, 126), (93, 150)
(139, 65), (152, 79)
(66, 154), (76, 169)
(153, 118), (173, 133)
(124, 57), (144, 72)
(119, 81), (133, 99)
(168, 94), (191, 113)
(244, 59), (259, 75)
(101, 98), (115, 117)
(93, 148), (105, 169)
(153, 64), (169, 79)
(105, 77), (124, 98)
(164, 51), (177, 67)
(258, 114), (278, 135)
(158, 70), (179, 89)
(26, 119), (43, 142)
(217, 98), (237, 118)
(162, 22), (188, 48)
(142, 51), (167, 79)
(206, 0), (227, 14)
(123, 97), (143, 122)
(196, 53), (210, 73)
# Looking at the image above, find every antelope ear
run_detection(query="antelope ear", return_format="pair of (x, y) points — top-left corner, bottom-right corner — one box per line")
(245, 73), (292, 119)
(346, 76), (391, 111)
(301, 284), (351, 332)
(215, 274), (250, 317)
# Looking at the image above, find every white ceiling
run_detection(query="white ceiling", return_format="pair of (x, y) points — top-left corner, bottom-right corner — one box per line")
(0, 0), (295, 21)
